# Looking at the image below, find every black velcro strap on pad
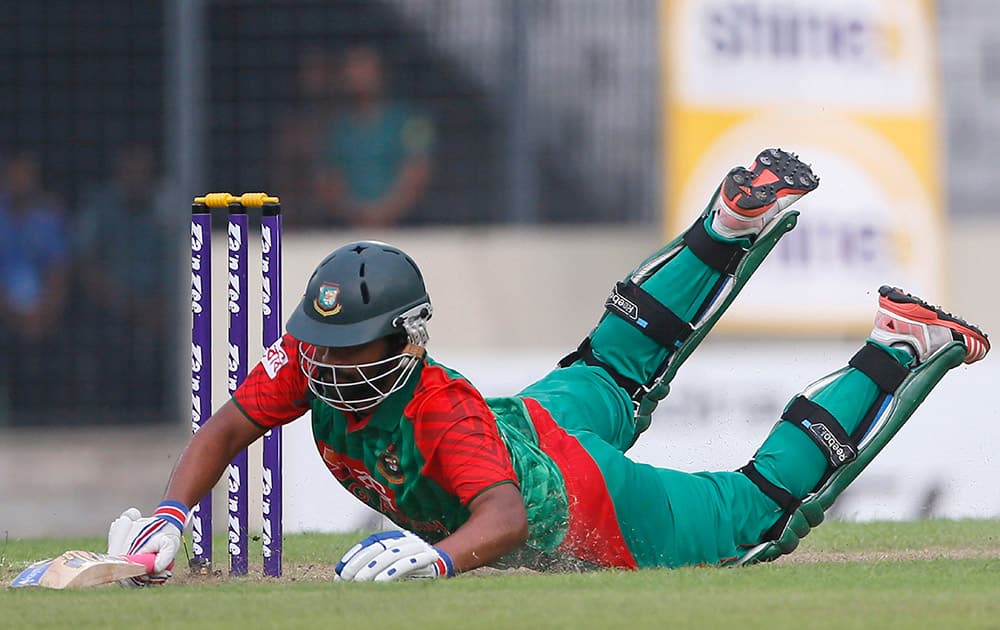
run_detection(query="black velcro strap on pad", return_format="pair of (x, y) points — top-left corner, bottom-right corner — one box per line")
(782, 396), (857, 469)
(682, 219), (747, 275)
(849, 344), (909, 393)
(558, 338), (645, 400)
(738, 462), (800, 514)
(605, 281), (692, 350)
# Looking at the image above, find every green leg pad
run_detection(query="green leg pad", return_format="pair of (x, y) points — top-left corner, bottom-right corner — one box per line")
(735, 342), (967, 566)
(631, 208), (800, 438)
(655, 209), (798, 388)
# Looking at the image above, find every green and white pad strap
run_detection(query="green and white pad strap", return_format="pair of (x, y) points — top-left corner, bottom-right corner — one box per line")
(734, 341), (967, 566)
(629, 203), (800, 437)
(558, 194), (799, 440)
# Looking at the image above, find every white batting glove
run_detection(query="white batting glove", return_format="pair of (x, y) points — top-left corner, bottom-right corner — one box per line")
(107, 501), (187, 587)
(335, 530), (455, 582)
(107, 507), (142, 557)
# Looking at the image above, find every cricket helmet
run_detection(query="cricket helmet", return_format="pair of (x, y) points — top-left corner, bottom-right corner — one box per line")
(286, 241), (432, 412)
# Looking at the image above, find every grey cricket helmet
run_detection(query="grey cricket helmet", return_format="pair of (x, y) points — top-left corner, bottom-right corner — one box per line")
(286, 241), (432, 348)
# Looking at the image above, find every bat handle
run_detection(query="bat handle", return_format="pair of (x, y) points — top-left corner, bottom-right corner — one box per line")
(123, 553), (165, 574)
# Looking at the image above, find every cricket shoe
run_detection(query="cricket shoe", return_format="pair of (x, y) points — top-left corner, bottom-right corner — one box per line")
(711, 148), (819, 239)
(871, 285), (990, 365)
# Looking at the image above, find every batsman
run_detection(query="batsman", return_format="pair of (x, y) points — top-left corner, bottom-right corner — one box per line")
(110, 149), (990, 582)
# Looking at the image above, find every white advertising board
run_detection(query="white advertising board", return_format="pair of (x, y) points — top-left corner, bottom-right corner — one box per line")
(662, 0), (947, 334)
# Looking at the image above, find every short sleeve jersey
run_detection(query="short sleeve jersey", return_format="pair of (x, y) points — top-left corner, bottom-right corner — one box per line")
(0, 193), (68, 311)
(325, 104), (434, 202)
(232, 333), (519, 542)
(232, 334), (638, 569)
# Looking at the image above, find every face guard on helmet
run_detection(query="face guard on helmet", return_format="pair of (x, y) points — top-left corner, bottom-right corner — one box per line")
(285, 241), (432, 412)
(298, 303), (431, 412)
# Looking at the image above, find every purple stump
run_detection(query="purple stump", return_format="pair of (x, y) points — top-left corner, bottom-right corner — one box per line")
(227, 203), (249, 575)
(190, 202), (213, 572)
(261, 201), (283, 577)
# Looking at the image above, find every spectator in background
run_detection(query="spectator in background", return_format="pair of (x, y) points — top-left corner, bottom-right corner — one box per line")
(0, 151), (70, 417)
(317, 45), (435, 228)
(271, 47), (337, 227)
(75, 143), (175, 418)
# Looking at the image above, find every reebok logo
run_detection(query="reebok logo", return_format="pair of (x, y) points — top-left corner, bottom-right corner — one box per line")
(607, 289), (638, 320)
(808, 423), (857, 466)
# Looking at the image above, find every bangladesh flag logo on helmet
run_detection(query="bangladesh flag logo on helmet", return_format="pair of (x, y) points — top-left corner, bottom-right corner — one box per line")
(313, 282), (342, 316)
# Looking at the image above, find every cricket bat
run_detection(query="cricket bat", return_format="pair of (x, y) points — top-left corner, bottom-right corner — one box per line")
(9, 550), (157, 589)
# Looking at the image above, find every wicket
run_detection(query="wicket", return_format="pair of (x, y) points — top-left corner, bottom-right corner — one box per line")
(191, 192), (283, 577)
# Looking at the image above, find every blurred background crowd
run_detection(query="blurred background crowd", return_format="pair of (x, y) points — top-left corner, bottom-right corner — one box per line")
(0, 0), (997, 427)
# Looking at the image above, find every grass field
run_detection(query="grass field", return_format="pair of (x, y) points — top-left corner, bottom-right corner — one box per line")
(3, 520), (999, 629)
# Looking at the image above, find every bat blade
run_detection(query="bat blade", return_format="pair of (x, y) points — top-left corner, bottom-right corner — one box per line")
(10, 551), (156, 589)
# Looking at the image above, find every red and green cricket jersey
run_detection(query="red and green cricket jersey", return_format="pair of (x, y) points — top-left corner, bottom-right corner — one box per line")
(233, 333), (638, 569)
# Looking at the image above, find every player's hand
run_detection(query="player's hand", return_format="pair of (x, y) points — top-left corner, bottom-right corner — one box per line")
(107, 502), (186, 587)
(335, 530), (454, 582)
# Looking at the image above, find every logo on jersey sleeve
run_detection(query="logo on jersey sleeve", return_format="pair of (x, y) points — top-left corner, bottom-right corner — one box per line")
(262, 338), (289, 379)
(313, 282), (342, 316)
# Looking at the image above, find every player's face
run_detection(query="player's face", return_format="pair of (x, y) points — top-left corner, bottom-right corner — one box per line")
(314, 337), (393, 381)
(303, 336), (417, 413)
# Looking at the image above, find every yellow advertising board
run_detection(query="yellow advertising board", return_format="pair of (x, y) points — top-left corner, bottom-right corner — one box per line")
(662, 0), (946, 335)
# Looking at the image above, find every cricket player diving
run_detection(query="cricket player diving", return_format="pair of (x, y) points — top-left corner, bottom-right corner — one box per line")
(109, 149), (990, 583)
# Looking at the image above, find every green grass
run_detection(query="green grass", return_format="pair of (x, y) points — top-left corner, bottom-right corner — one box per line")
(2, 520), (999, 629)
(802, 518), (1000, 551)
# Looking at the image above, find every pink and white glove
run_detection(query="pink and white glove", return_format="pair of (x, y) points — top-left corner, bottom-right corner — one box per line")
(335, 530), (455, 582)
(107, 501), (186, 587)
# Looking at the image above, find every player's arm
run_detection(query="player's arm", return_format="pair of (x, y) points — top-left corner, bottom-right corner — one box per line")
(106, 401), (265, 582)
(336, 390), (528, 582)
(165, 334), (307, 506)
(315, 165), (348, 217)
(161, 400), (266, 508)
(435, 481), (528, 572)
(359, 115), (433, 227)
(108, 334), (308, 582)
(360, 155), (431, 227)
(335, 481), (527, 582)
